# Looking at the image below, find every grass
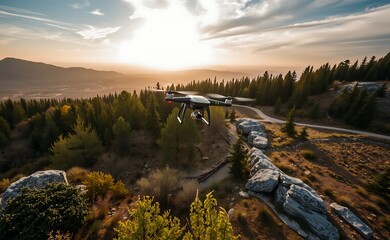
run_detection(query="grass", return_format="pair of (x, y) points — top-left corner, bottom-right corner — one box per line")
(66, 166), (89, 184)
(0, 178), (11, 193)
(275, 162), (296, 174)
(323, 187), (335, 199)
(257, 206), (286, 239)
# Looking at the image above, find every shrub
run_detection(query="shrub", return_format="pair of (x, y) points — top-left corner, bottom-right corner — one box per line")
(173, 180), (198, 210)
(83, 171), (129, 200)
(66, 166), (89, 183)
(137, 166), (180, 208)
(0, 183), (87, 240)
(366, 167), (389, 200)
(0, 178), (10, 193)
(300, 149), (317, 160)
(48, 231), (72, 240)
(10, 173), (26, 182)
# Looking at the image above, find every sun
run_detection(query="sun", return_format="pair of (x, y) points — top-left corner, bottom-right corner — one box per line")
(117, 1), (213, 70)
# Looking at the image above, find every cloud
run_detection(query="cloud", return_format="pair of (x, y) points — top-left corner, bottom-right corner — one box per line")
(77, 25), (121, 40)
(90, 9), (104, 16)
(71, 0), (90, 9)
(0, 5), (45, 16)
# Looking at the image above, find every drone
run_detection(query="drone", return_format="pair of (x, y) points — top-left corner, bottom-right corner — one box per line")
(155, 90), (254, 125)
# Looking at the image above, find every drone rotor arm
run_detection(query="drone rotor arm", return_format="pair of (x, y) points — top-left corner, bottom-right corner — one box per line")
(208, 99), (232, 107)
(166, 97), (192, 103)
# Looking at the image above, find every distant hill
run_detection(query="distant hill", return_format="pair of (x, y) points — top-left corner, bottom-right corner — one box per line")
(0, 57), (248, 99)
(0, 57), (122, 83)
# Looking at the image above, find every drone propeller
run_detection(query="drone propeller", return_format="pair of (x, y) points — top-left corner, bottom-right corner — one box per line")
(153, 89), (199, 95)
(206, 93), (255, 102)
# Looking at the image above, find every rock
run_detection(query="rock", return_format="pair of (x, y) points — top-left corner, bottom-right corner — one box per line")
(1, 170), (68, 209)
(247, 148), (269, 168)
(280, 174), (304, 187)
(239, 191), (249, 198)
(330, 203), (372, 239)
(287, 184), (326, 214)
(248, 131), (267, 145)
(283, 196), (339, 240)
(275, 184), (288, 204)
(246, 169), (280, 193)
(253, 136), (269, 149)
(250, 156), (279, 177)
(236, 118), (265, 135)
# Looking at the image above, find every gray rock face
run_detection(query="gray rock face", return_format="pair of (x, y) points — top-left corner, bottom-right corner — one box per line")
(246, 169), (280, 193)
(247, 148), (268, 168)
(275, 184), (288, 204)
(280, 173), (304, 187)
(248, 131), (267, 145)
(284, 196), (339, 240)
(250, 156), (279, 177)
(330, 203), (372, 239)
(287, 184), (326, 214)
(1, 170), (68, 209)
(253, 136), (268, 149)
(236, 118), (265, 135)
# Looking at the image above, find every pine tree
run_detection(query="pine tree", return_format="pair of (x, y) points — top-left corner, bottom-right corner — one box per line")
(230, 109), (237, 122)
(115, 196), (183, 240)
(50, 118), (103, 169)
(112, 117), (132, 156)
(0, 116), (11, 148)
(145, 94), (161, 139)
(229, 137), (247, 180)
(281, 107), (297, 137)
(183, 192), (238, 240)
(309, 102), (320, 119)
(274, 97), (282, 114)
(299, 127), (308, 140)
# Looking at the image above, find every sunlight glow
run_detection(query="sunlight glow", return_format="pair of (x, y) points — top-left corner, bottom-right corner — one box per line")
(117, 1), (213, 70)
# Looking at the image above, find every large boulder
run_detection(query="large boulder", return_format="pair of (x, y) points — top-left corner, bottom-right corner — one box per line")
(250, 156), (279, 177)
(247, 147), (269, 168)
(253, 136), (269, 149)
(280, 173), (304, 188)
(0, 170), (68, 209)
(236, 118), (265, 135)
(275, 184), (288, 204)
(248, 131), (267, 145)
(246, 169), (280, 193)
(287, 184), (326, 214)
(283, 196), (339, 240)
(330, 203), (372, 239)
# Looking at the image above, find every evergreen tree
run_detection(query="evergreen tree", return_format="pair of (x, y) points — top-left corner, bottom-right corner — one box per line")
(281, 107), (297, 137)
(115, 196), (183, 240)
(274, 97), (282, 114)
(230, 109), (237, 122)
(145, 94), (161, 139)
(0, 116), (11, 148)
(50, 118), (103, 169)
(299, 127), (309, 140)
(112, 116), (132, 156)
(158, 108), (199, 165)
(229, 137), (247, 180)
(183, 192), (238, 240)
(308, 102), (320, 119)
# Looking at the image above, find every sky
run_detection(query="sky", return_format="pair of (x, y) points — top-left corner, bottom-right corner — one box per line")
(0, 0), (389, 70)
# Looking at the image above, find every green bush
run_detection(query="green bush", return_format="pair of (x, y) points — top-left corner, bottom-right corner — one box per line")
(0, 183), (87, 240)
(83, 171), (129, 200)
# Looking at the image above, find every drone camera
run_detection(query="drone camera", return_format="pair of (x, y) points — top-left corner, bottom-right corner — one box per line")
(166, 93), (174, 99)
(225, 99), (233, 105)
(190, 111), (203, 120)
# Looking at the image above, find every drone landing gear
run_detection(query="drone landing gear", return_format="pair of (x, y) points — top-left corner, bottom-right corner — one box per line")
(178, 103), (211, 126)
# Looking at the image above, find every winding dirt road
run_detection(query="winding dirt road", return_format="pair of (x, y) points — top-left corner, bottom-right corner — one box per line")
(234, 105), (390, 141)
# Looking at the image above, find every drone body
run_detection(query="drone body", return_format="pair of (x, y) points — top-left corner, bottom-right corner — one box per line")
(156, 90), (254, 126)
(167, 94), (232, 125)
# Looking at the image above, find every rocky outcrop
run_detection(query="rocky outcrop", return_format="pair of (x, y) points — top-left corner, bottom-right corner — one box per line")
(287, 184), (326, 214)
(246, 169), (280, 192)
(253, 136), (268, 149)
(0, 170), (68, 209)
(284, 196), (339, 240)
(330, 203), (372, 239)
(248, 131), (267, 145)
(236, 118), (265, 135)
(245, 147), (339, 239)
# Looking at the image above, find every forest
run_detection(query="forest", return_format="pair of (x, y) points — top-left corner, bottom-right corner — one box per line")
(0, 52), (389, 239)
